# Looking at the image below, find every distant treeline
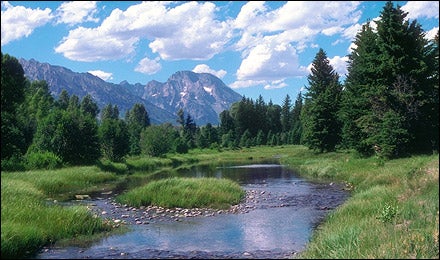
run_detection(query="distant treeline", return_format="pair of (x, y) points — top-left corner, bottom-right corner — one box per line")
(1, 1), (438, 171)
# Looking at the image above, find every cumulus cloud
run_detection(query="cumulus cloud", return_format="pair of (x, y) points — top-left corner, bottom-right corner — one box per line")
(237, 39), (308, 82)
(88, 70), (113, 81)
(425, 27), (439, 40)
(54, 26), (138, 61)
(264, 79), (288, 90)
(55, 1), (99, 26)
(402, 1), (439, 20)
(1, 1), (53, 46)
(232, 1), (362, 87)
(55, 1), (231, 62)
(328, 55), (349, 76)
(135, 57), (161, 75)
(306, 55), (348, 77)
(192, 64), (226, 79)
(229, 79), (267, 89)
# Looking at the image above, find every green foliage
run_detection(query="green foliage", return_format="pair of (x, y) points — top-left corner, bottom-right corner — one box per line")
(25, 151), (63, 170)
(377, 203), (398, 223)
(301, 48), (342, 152)
(341, 1), (439, 157)
(30, 103), (100, 165)
(1, 53), (27, 160)
(80, 94), (99, 118)
(125, 103), (150, 155)
(99, 117), (129, 162)
(140, 123), (177, 157)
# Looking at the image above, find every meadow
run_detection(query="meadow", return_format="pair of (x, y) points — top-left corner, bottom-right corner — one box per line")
(1, 145), (438, 259)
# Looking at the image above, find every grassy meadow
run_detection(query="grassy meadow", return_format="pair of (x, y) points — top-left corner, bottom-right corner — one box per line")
(1, 145), (438, 259)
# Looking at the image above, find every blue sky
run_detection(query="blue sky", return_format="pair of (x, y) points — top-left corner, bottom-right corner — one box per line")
(1, 1), (439, 105)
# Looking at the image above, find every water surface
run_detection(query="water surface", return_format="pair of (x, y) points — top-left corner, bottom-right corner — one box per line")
(36, 164), (349, 259)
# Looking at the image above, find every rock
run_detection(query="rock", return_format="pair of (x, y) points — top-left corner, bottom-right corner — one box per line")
(75, 194), (90, 200)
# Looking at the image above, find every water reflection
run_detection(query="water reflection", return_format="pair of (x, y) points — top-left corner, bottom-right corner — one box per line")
(36, 164), (349, 259)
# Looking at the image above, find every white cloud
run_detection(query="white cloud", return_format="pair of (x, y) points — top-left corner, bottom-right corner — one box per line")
(54, 26), (138, 61)
(55, 1), (232, 62)
(1, 1), (53, 46)
(425, 27), (439, 40)
(135, 57), (161, 75)
(230, 79), (267, 89)
(55, 1), (99, 26)
(328, 55), (349, 76)
(192, 64), (227, 79)
(306, 55), (348, 77)
(232, 1), (362, 86)
(236, 39), (308, 82)
(401, 1), (439, 20)
(88, 70), (113, 81)
(264, 79), (288, 90)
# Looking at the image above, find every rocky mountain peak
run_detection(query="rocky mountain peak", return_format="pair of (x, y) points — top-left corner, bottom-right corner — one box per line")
(18, 58), (242, 125)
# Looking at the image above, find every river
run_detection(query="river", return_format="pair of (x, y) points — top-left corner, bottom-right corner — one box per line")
(35, 164), (350, 259)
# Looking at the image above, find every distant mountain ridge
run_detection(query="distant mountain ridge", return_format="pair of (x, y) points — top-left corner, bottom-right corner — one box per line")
(18, 58), (242, 125)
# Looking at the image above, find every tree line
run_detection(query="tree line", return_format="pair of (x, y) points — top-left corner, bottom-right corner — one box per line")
(1, 1), (438, 171)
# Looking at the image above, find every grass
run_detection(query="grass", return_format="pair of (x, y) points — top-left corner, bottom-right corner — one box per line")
(116, 177), (246, 209)
(1, 166), (121, 258)
(279, 150), (439, 259)
(1, 145), (438, 259)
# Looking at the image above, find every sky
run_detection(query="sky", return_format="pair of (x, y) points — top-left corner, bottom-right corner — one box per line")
(1, 1), (439, 105)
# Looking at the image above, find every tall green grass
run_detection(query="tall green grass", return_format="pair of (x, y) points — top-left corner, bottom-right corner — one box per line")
(281, 151), (439, 259)
(116, 177), (245, 209)
(2, 146), (438, 259)
(1, 166), (120, 258)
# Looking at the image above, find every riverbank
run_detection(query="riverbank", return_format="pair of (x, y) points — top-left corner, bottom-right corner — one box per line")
(2, 145), (438, 259)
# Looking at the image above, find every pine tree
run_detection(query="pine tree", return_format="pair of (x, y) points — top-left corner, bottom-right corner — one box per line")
(281, 94), (292, 133)
(301, 48), (342, 152)
(291, 92), (303, 144)
(344, 1), (439, 158)
(125, 103), (150, 155)
(340, 21), (381, 155)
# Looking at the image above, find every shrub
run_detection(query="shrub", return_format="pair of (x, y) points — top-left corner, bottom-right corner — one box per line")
(25, 151), (63, 170)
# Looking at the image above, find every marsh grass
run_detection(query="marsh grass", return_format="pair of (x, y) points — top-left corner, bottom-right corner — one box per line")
(2, 145), (438, 259)
(116, 177), (245, 209)
(284, 152), (439, 259)
(1, 166), (120, 258)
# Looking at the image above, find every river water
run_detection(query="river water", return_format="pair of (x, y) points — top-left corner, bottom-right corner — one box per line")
(35, 164), (349, 259)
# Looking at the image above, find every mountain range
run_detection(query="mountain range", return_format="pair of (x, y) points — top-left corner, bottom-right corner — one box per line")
(18, 58), (243, 125)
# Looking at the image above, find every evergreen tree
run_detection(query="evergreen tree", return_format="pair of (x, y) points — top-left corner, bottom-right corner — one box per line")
(291, 92), (303, 144)
(266, 100), (282, 134)
(101, 104), (119, 121)
(219, 110), (235, 137)
(340, 21), (381, 155)
(57, 90), (69, 110)
(301, 48), (342, 152)
(125, 103), (150, 155)
(343, 1), (439, 158)
(281, 94), (292, 133)
(80, 94), (99, 118)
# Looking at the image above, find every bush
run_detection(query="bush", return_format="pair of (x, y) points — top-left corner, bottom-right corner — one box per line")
(25, 151), (63, 170)
(1, 155), (26, 172)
